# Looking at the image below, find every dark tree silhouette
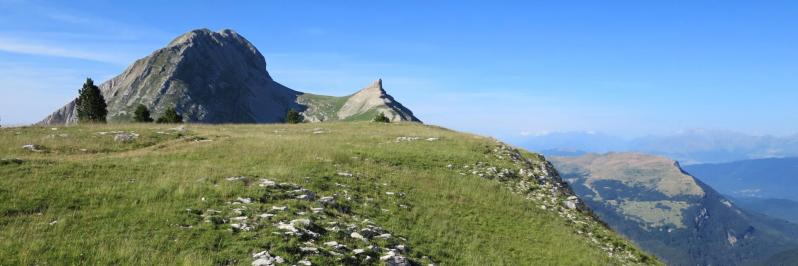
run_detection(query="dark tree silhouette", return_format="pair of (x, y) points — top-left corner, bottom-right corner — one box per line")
(285, 108), (303, 124)
(156, 107), (183, 123)
(133, 104), (154, 122)
(373, 112), (390, 123)
(76, 78), (108, 123)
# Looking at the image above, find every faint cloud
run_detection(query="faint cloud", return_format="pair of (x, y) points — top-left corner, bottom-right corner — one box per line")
(301, 27), (327, 36)
(521, 131), (551, 137)
(4, 0), (169, 39)
(0, 36), (129, 64)
(0, 0), (168, 65)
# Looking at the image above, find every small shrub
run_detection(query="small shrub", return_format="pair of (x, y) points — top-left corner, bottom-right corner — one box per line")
(133, 104), (154, 122)
(373, 112), (390, 123)
(285, 108), (303, 124)
(156, 107), (183, 123)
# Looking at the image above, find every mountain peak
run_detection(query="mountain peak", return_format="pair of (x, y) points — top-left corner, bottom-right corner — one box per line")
(166, 28), (253, 49)
(167, 28), (213, 46)
(39, 29), (420, 125)
(359, 78), (386, 94)
(335, 79), (420, 122)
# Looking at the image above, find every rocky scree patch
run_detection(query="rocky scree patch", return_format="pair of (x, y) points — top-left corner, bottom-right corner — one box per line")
(180, 175), (434, 266)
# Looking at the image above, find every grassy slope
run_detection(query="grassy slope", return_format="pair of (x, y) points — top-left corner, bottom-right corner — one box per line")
(0, 123), (654, 265)
(295, 94), (350, 121)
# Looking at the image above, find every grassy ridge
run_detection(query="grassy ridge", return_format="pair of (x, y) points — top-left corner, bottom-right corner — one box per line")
(0, 123), (654, 265)
(296, 93), (350, 121)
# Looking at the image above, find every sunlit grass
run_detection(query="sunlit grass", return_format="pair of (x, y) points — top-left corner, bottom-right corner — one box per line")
(0, 122), (653, 265)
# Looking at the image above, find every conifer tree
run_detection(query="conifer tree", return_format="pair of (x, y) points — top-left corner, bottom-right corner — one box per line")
(75, 78), (108, 123)
(156, 107), (183, 123)
(133, 104), (153, 122)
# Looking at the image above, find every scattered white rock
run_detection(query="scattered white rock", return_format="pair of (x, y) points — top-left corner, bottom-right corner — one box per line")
(394, 136), (420, 142)
(564, 200), (577, 210)
(337, 172), (353, 177)
(385, 255), (410, 266)
(353, 248), (365, 254)
(231, 223), (252, 231)
(351, 232), (365, 240)
(296, 194), (314, 200)
(171, 126), (186, 133)
(251, 250), (282, 266)
(319, 196), (334, 204)
(232, 207), (247, 215)
(277, 222), (298, 233)
(291, 218), (311, 227)
(258, 213), (275, 219)
(113, 132), (139, 143)
(426, 137), (439, 141)
(226, 176), (245, 181)
(271, 206), (287, 211)
(237, 197), (253, 204)
(258, 178), (276, 187)
(251, 257), (271, 266)
(300, 246), (318, 253)
(49, 220), (58, 226)
(298, 259), (311, 265)
(22, 144), (44, 152)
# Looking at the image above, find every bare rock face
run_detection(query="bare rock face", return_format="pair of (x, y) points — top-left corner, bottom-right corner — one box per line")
(337, 79), (419, 122)
(39, 29), (419, 125)
(40, 100), (78, 125)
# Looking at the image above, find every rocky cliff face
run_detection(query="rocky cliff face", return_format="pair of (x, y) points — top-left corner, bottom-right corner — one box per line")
(39, 29), (419, 125)
(297, 79), (420, 123)
(552, 153), (798, 265)
(337, 79), (418, 122)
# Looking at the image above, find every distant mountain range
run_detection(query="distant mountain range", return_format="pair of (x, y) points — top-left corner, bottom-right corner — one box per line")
(683, 157), (798, 201)
(40, 29), (419, 125)
(728, 197), (798, 225)
(551, 153), (798, 265)
(683, 157), (798, 224)
(518, 130), (798, 164)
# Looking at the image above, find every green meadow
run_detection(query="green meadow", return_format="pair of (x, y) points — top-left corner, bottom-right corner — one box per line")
(0, 122), (656, 265)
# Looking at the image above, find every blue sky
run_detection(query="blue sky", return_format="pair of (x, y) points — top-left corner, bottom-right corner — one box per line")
(1, 1), (797, 139)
